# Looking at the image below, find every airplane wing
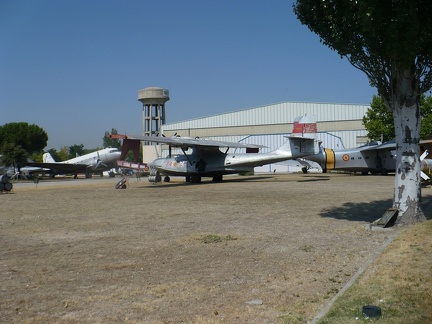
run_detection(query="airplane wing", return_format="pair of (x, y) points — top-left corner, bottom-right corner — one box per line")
(125, 135), (266, 149)
(359, 141), (396, 152)
(21, 162), (88, 174)
(359, 139), (432, 152)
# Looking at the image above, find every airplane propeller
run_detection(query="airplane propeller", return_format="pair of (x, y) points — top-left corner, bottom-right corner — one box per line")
(93, 151), (107, 170)
(420, 150), (431, 181)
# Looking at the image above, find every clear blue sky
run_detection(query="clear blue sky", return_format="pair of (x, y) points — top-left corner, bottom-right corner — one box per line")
(0, 0), (376, 150)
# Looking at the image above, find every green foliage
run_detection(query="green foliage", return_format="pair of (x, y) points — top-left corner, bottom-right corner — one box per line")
(0, 122), (48, 154)
(363, 95), (432, 141)
(1, 143), (28, 166)
(0, 122), (48, 167)
(68, 144), (85, 159)
(420, 95), (432, 139)
(30, 152), (44, 163)
(293, 1), (432, 98)
(103, 128), (122, 149)
(57, 147), (70, 162)
(362, 95), (395, 142)
(201, 234), (222, 244)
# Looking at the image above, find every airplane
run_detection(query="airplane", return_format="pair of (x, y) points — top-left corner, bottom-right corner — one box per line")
(20, 148), (122, 179)
(302, 138), (432, 179)
(110, 119), (320, 184)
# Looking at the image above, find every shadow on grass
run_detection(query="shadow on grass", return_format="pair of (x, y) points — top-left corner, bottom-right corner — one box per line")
(319, 195), (432, 223)
(296, 176), (331, 182)
(135, 175), (278, 189)
(319, 198), (393, 223)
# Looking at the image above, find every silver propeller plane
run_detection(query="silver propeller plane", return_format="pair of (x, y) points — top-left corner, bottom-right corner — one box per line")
(21, 148), (121, 179)
(303, 139), (432, 179)
(114, 133), (320, 184)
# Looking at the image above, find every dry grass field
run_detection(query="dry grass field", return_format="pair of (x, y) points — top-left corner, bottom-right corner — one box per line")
(1, 173), (431, 323)
(319, 219), (432, 324)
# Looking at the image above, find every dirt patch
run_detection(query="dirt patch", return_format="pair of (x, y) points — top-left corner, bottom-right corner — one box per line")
(1, 173), (427, 323)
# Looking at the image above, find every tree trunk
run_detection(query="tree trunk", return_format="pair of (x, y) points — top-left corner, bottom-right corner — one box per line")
(390, 72), (426, 224)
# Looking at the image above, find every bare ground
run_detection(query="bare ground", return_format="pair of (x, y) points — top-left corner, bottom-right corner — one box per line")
(1, 173), (428, 323)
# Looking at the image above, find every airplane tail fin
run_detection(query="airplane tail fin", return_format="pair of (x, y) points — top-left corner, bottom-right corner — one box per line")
(274, 114), (320, 158)
(277, 114), (320, 158)
(292, 114), (317, 139)
(43, 152), (56, 163)
(278, 136), (321, 158)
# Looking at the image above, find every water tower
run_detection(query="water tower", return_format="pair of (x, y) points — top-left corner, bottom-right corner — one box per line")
(138, 87), (170, 163)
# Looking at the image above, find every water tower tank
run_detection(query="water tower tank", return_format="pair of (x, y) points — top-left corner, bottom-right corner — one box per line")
(138, 87), (170, 138)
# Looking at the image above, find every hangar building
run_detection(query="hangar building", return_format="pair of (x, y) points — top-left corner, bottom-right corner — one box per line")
(161, 101), (369, 147)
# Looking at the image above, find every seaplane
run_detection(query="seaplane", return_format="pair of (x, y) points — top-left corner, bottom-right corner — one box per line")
(111, 115), (320, 184)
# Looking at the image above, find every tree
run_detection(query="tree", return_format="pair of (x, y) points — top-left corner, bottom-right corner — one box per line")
(363, 95), (432, 142)
(0, 122), (48, 155)
(68, 144), (85, 159)
(0, 143), (28, 168)
(294, 1), (432, 224)
(0, 122), (48, 168)
(57, 147), (70, 162)
(419, 96), (432, 139)
(362, 95), (395, 142)
(103, 128), (122, 150)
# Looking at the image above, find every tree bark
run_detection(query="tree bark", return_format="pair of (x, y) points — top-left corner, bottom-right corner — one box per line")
(390, 70), (426, 224)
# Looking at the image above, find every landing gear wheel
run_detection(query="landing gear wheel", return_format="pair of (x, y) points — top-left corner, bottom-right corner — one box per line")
(362, 171), (369, 175)
(381, 168), (388, 175)
(190, 176), (202, 183)
(148, 168), (161, 183)
(164, 176), (170, 182)
(212, 175), (223, 182)
(302, 167), (308, 174)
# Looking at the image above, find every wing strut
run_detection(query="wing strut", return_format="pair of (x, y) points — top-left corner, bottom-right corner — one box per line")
(181, 147), (193, 166)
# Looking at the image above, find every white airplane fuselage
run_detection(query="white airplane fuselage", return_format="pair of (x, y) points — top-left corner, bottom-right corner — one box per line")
(20, 148), (121, 179)
(60, 148), (121, 170)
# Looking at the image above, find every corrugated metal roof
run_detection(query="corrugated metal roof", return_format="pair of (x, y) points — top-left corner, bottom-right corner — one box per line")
(162, 101), (369, 130)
